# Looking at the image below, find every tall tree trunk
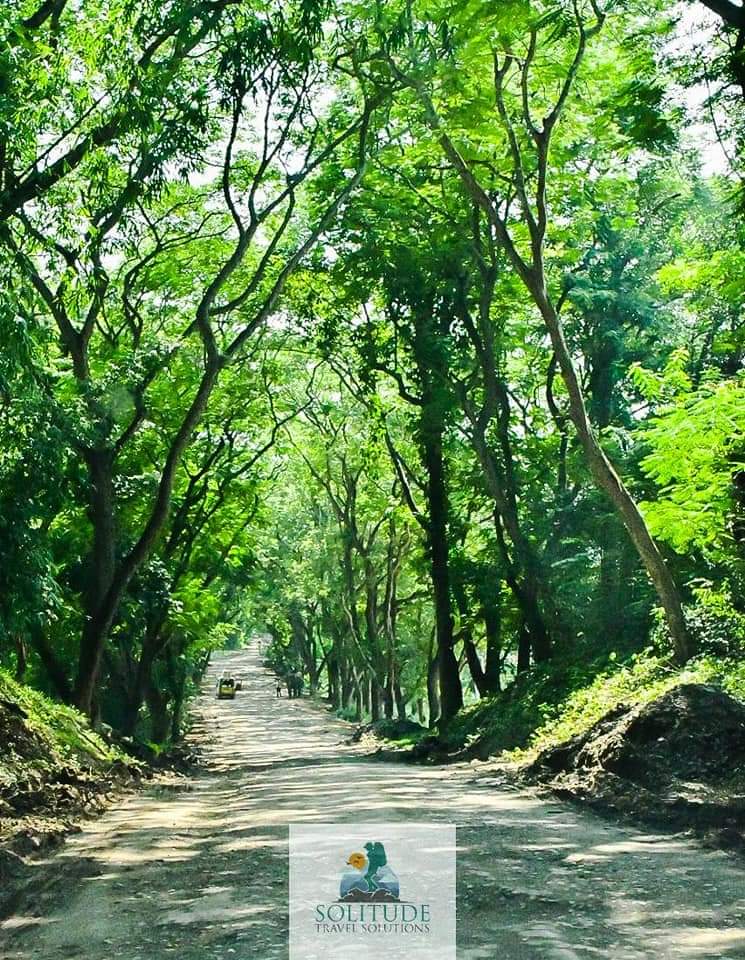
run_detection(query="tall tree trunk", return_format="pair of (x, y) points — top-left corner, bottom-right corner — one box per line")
(14, 635), (27, 681)
(482, 602), (502, 693)
(362, 560), (385, 718)
(369, 676), (380, 721)
(460, 287), (556, 661)
(76, 447), (117, 715)
(414, 308), (463, 724)
(533, 286), (690, 661)
(74, 360), (222, 716)
(28, 626), (72, 700)
(145, 680), (170, 744)
(491, 512), (548, 668)
(122, 619), (170, 736)
(327, 652), (339, 708)
(426, 652), (440, 728)
(167, 644), (186, 742)
(383, 680), (394, 719)
(394, 683), (407, 721)
(420, 80), (691, 664)
(517, 623), (531, 674)
(467, 423), (552, 661)
(341, 660), (355, 713)
(454, 578), (487, 697)
(383, 521), (404, 722)
(462, 634), (487, 697)
(423, 429), (463, 722)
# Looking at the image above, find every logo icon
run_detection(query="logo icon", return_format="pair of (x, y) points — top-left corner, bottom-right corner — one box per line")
(340, 841), (400, 902)
(289, 823), (456, 959)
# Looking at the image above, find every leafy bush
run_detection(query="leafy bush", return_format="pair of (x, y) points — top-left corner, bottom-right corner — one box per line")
(651, 586), (745, 659)
(685, 588), (745, 658)
(335, 706), (360, 722)
(632, 361), (745, 563)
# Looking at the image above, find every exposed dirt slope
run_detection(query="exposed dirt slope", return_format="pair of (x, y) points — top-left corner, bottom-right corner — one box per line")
(524, 683), (745, 847)
(2, 645), (745, 959)
(0, 670), (143, 898)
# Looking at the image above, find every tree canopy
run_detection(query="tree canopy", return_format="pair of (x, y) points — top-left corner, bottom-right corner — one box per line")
(1, 0), (743, 739)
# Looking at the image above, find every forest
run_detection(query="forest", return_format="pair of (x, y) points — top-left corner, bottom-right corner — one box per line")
(1, 0), (744, 749)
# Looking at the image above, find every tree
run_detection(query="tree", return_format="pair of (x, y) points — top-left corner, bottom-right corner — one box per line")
(5, 0), (379, 716)
(370, 0), (692, 661)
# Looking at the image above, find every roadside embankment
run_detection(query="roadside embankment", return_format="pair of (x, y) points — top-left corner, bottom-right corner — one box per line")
(0, 670), (147, 914)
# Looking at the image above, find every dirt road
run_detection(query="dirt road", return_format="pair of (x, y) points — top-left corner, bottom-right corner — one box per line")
(3, 643), (745, 959)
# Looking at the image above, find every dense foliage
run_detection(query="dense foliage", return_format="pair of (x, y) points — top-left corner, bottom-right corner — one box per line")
(1, 0), (743, 743)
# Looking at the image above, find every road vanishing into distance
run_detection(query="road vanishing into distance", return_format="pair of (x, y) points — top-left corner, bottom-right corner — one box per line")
(3, 641), (745, 960)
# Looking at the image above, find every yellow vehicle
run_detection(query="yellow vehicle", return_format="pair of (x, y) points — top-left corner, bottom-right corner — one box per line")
(216, 676), (237, 700)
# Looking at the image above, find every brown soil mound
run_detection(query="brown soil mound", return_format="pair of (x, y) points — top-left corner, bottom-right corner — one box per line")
(524, 684), (745, 848)
(0, 687), (150, 917)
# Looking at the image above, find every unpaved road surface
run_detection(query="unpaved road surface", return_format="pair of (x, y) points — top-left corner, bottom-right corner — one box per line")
(3, 642), (745, 959)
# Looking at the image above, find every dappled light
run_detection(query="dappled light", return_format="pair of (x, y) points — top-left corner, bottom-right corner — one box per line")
(3, 644), (744, 959)
(2, 2), (745, 954)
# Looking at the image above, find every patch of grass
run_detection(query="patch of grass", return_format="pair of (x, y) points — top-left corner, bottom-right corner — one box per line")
(382, 730), (428, 748)
(0, 669), (126, 796)
(440, 651), (745, 762)
(440, 658), (604, 756)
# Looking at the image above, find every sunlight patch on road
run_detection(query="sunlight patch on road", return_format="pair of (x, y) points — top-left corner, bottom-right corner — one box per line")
(160, 900), (274, 925)
(669, 927), (745, 956)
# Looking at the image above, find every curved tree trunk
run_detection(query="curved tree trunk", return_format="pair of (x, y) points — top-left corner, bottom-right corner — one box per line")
(73, 361), (222, 715)
(416, 92), (692, 665)
(531, 287), (691, 663)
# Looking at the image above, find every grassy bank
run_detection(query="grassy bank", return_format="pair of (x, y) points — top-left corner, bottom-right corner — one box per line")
(440, 651), (745, 762)
(0, 669), (138, 840)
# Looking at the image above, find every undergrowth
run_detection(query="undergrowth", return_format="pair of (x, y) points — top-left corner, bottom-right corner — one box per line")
(439, 651), (745, 762)
(0, 669), (126, 795)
